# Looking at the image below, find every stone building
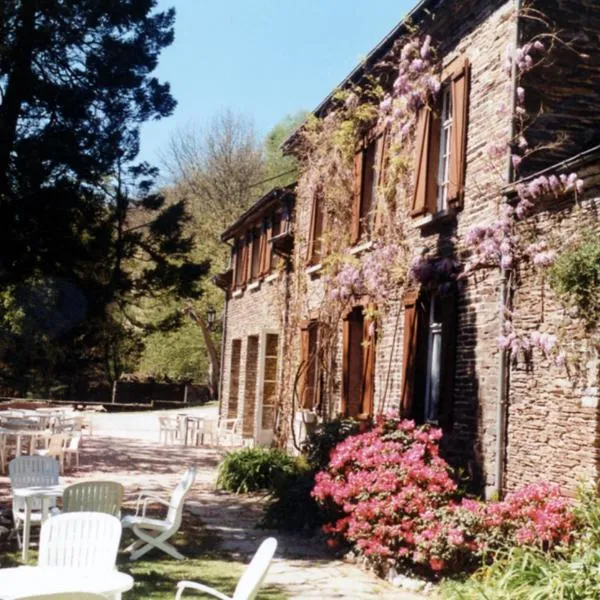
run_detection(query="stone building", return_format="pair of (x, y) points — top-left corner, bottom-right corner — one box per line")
(216, 0), (600, 497)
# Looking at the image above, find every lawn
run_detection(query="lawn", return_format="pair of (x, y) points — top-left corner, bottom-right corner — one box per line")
(0, 548), (287, 600)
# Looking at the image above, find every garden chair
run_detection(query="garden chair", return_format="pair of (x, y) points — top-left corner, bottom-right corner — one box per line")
(36, 433), (67, 473)
(65, 433), (82, 470)
(39, 512), (122, 570)
(62, 480), (124, 517)
(121, 465), (197, 561)
(9, 456), (59, 547)
(216, 418), (241, 446)
(175, 537), (277, 600)
(158, 415), (180, 445)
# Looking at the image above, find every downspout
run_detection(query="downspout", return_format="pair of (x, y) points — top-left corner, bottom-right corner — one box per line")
(494, 0), (522, 499)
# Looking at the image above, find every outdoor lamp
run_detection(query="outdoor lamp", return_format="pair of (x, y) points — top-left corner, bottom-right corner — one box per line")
(207, 306), (216, 331)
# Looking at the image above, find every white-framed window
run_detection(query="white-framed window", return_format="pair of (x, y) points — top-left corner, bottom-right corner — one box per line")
(424, 296), (443, 423)
(436, 86), (453, 212)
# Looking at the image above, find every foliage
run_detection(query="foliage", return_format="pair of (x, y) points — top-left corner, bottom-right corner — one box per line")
(263, 111), (308, 188)
(441, 488), (600, 599)
(262, 416), (361, 532)
(0, 1), (211, 394)
(549, 234), (600, 331)
(217, 448), (302, 494)
(301, 416), (362, 471)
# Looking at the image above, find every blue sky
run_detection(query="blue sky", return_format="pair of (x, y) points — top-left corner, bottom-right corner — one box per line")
(139, 0), (414, 167)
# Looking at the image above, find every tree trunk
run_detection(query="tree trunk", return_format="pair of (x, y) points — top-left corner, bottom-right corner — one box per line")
(186, 306), (220, 400)
(0, 0), (36, 199)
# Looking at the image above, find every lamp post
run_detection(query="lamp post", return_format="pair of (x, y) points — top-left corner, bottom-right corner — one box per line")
(206, 306), (216, 331)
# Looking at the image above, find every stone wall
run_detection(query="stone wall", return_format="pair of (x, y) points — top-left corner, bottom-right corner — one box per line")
(506, 159), (600, 490)
(219, 273), (288, 442)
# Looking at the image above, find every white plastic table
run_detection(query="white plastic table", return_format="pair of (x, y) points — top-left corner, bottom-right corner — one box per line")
(13, 484), (64, 561)
(0, 566), (134, 599)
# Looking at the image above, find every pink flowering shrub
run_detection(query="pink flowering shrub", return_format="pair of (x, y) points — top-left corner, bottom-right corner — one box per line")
(312, 414), (465, 573)
(312, 414), (575, 576)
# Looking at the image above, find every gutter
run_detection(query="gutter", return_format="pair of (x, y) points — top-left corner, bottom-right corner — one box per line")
(494, 0), (522, 500)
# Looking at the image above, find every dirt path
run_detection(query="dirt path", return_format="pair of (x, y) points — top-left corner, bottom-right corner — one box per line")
(0, 409), (427, 599)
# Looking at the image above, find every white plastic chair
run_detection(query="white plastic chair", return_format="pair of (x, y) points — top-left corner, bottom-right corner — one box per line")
(175, 538), (277, 600)
(39, 512), (122, 570)
(217, 418), (242, 446)
(158, 415), (180, 445)
(9, 456), (60, 547)
(121, 466), (197, 561)
(65, 433), (82, 470)
(36, 433), (67, 473)
(62, 480), (124, 517)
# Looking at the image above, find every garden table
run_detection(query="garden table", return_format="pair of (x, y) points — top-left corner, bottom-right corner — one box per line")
(0, 566), (133, 599)
(13, 484), (64, 561)
(0, 427), (49, 458)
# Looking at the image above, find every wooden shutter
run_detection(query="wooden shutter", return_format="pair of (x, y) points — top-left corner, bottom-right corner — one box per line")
(259, 219), (270, 276)
(351, 147), (363, 244)
(411, 107), (434, 217)
(448, 58), (470, 210)
(373, 129), (389, 235)
(299, 320), (311, 408)
(401, 291), (420, 416)
(241, 234), (251, 284)
(231, 245), (238, 289)
(361, 307), (376, 418)
(342, 317), (351, 415)
(438, 290), (457, 428)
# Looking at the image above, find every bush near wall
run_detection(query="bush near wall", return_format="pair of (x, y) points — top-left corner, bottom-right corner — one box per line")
(312, 413), (575, 576)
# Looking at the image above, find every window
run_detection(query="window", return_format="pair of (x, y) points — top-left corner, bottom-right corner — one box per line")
(436, 86), (453, 212)
(260, 333), (279, 429)
(342, 306), (376, 419)
(243, 335), (259, 437)
(307, 192), (325, 265)
(401, 290), (456, 427)
(250, 226), (262, 281)
(300, 320), (321, 410)
(228, 340), (242, 418)
(412, 57), (470, 217)
(352, 134), (386, 244)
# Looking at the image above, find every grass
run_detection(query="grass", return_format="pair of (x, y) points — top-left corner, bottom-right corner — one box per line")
(0, 509), (288, 600)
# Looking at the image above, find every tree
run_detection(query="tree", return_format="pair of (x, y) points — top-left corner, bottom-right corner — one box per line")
(0, 1), (209, 394)
(138, 110), (307, 396)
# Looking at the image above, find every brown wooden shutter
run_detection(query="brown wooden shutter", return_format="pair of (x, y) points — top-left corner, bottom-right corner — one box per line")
(241, 235), (250, 284)
(231, 245), (238, 289)
(401, 291), (420, 416)
(448, 58), (470, 210)
(361, 307), (376, 418)
(299, 320), (310, 408)
(259, 220), (271, 276)
(411, 107), (434, 217)
(373, 130), (388, 235)
(351, 147), (363, 244)
(438, 290), (457, 428)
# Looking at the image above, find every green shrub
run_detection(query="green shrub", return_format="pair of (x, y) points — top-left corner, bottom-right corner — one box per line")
(301, 417), (362, 471)
(262, 416), (362, 532)
(549, 234), (600, 330)
(442, 487), (600, 599)
(216, 448), (300, 494)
